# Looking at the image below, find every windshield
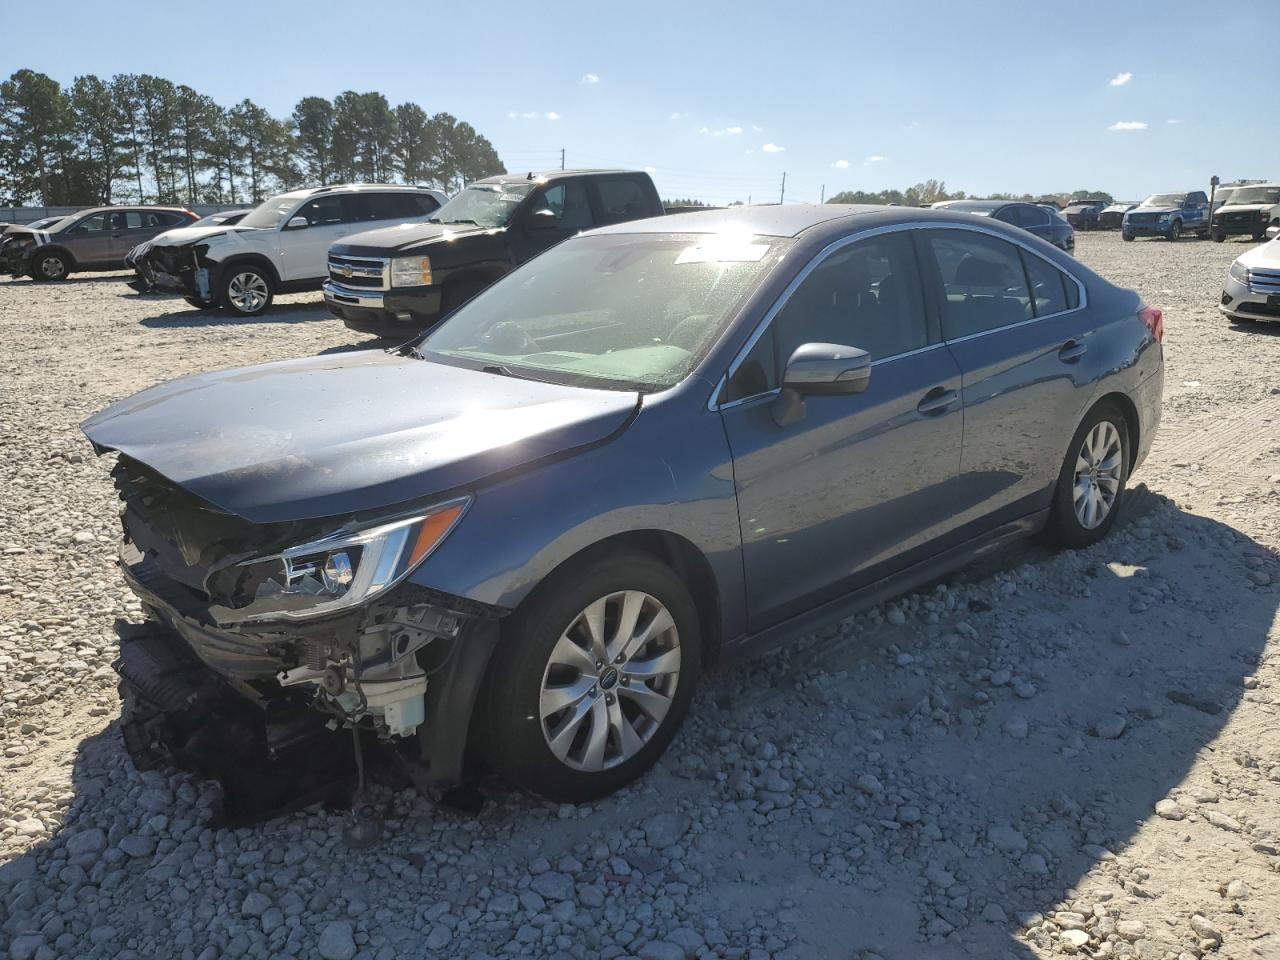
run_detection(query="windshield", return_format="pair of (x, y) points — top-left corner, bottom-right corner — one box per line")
(236, 194), (300, 229)
(1141, 194), (1186, 207)
(1225, 186), (1280, 205)
(422, 232), (787, 391)
(193, 212), (239, 227)
(1213, 188), (1237, 205)
(28, 216), (67, 231)
(429, 182), (534, 228)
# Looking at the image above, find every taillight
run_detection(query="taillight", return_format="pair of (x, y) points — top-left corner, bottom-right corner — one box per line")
(1139, 305), (1164, 342)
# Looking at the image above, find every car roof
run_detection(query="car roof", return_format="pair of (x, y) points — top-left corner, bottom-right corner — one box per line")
(935, 199), (1012, 212)
(590, 202), (1059, 241)
(476, 168), (642, 185)
(68, 205), (191, 216)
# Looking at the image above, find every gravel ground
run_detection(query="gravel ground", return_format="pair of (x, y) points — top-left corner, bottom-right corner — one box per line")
(1, 233), (1278, 960)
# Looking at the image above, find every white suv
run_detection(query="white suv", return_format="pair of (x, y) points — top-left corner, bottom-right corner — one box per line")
(139, 184), (447, 316)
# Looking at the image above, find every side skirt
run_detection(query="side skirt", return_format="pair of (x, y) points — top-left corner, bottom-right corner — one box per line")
(725, 509), (1049, 663)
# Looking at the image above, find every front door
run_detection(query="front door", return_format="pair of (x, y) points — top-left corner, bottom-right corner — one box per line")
(919, 227), (1096, 528)
(718, 231), (964, 632)
(62, 212), (113, 265)
(277, 194), (353, 282)
(510, 180), (595, 264)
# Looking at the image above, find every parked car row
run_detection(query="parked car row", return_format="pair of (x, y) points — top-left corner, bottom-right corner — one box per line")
(86, 201), (1166, 802)
(929, 199), (1075, 252)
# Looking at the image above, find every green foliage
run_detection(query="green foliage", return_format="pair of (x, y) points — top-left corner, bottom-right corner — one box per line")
(0, 69), (505, 206)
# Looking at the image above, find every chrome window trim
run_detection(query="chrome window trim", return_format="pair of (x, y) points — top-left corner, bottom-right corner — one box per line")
(707, 219), (1089, 410)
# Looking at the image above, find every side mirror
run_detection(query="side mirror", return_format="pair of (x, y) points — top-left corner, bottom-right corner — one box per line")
(526, 208), (559, 230)
(772, 343), (871, 427)
(285, 216), (309, 230)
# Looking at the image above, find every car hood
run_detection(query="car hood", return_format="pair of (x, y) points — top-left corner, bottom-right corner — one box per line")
(1128, 206), (1179, 216)
(1217, 204), (1272, 214)
(149, 224), (261, 248)
(337, 221), (501, 255)
(1238, 239), (1280, 269)
(82, 351), (640, 523)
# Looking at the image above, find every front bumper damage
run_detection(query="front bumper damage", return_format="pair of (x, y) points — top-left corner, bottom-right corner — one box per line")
(108, 456), (505, 821)
(136, 242), (217, 302)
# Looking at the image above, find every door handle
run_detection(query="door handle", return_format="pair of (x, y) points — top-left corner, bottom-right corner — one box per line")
(1058, 339), (1088, 363)
(917, 387), (958, 415)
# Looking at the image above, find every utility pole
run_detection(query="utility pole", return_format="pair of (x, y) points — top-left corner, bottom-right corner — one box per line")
(560, 148), (565, 171)
(820, 184), (825, 203)
(779, 172), (786, 205)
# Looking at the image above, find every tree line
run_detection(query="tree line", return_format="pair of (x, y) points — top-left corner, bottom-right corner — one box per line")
(827, 180), (1114, 208)
(0, 69), (506, 208)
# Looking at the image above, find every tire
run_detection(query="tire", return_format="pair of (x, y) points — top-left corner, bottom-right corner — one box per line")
(483, 551), (702, 802)
(1122, 232), (1134, 242)
(183, 296), (217, 310)
(1166, 219), (1182, 241)
(218, 264), (273, 317)
(30, 250), (71, 281)
(1045, 402), (1130, 550)
(1213, 232), (1226, 243)
(1196, 230), (1210, 240)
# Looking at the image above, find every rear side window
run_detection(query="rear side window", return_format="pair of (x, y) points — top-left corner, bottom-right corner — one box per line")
(595, 178), (651, 225)
(925, 231), (1032, 340)
(725, 233), (926, 401)
(365, 192), (435, 220)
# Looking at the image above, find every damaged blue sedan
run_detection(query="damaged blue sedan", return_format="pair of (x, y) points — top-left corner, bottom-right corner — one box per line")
(83, 204), (1163, 808)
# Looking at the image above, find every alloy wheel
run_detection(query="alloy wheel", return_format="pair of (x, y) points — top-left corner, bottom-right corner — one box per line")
(538, 590), (681, 772)
(228, 272), (269, 313)
(1073, 420), (1123, 530)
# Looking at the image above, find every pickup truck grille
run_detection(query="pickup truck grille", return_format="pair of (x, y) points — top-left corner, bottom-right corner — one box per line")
(1127, 213), (1159, 225)
(1248, 266), (1280, 296)
(1219, 210), (1261, 225)
(327, 255), (388, 290)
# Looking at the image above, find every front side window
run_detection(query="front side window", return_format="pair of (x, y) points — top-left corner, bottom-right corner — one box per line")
(424, 232), (786, 391)
(72, 213), (109, 233)
(725, 233), (927, 401)
(530, 182), (593, 231)
(295, 195), (343, 227)
(926, 230), (1032, 339)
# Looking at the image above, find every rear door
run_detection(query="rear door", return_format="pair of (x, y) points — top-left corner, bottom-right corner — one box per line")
(591, 175), (660, 226)
(718, 230), (964, 631)
(921, 227), (1095, 528)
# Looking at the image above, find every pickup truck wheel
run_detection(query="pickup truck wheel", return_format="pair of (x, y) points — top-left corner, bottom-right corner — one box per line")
(1212, 232), (1226, 242)
(31, 250), (71, 281)
(484, 552), (701, 802)
(1045, 402), (1129, 550)
(1166, 220), (1182, 241)
(1122, 232), (1134, 242)
(220, 266), (273, 317)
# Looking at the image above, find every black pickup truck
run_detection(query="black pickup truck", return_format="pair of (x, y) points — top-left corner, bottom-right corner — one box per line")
(323, 169), (664, 337)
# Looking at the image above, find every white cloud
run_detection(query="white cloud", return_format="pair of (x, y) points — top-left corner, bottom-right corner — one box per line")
(581, 73), (599, 84)
(521, 111), (538, 119)
(743, 148), (755, 154)
(762, 143), (785, 153)
(833, 159), (850, 169)
(1167, 118), (1182, 124)
(865, 155), (886, 164)
(507, 111), (516, 119)
(669, 112), (682, 121)
(1109, 72), (1133, 86)
(704, 125), (744, 136)
(643, 166), (657, 174)
(751, 124), (764, 132)
(1108, 120), (1148, 131)
(903, 120), (921, 129)
(545, 111), (561, 121)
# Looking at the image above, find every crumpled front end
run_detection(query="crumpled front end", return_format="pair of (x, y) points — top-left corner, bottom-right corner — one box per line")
(0, 231), (38, 277)
(107, 455), (504, 816)
(138, 241), (214, 299)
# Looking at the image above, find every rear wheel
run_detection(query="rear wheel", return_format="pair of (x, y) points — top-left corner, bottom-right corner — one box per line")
(483, 552), (701, 802)
(1166, 219), (1182, 241)
(1213, 232), (1226, 242)
(1122, 232), (1134, 242)
(1045, 403), (1130, 549)
(219, 265), (273, 317)
(31, 250), (71, 281)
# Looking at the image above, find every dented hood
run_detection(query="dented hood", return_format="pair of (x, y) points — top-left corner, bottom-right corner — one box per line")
(148, 224), (261, 248)
(82, 352), (639, 523)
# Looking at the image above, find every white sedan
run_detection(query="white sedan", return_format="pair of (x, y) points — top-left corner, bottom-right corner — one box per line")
(1221, 226), (1280, 323)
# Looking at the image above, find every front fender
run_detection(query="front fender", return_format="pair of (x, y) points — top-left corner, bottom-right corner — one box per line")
(407, 381), (746, 644)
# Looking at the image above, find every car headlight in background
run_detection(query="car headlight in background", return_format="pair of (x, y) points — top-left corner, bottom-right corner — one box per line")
(391, 255), (433, 287)
(211, 498), (469, 623)
(1158, 214), (1171, 222)
(1229, 260), (1250, 284)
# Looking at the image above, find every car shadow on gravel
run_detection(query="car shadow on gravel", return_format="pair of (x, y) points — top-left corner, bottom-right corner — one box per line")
(1226, 320), (1280, 338)
(139, 300), (334, 328)
(3, 489), (1275, 960)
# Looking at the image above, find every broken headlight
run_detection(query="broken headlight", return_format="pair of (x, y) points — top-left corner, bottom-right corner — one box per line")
(213, 498), (469, 623)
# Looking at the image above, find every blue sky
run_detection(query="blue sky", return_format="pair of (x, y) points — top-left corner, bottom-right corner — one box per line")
(3, 0), (1273, 204)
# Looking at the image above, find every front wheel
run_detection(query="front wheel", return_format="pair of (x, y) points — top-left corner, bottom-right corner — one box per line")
(483, 552), (701, 802)
(1122, 232), (1134, 242)
(184, 296), (217, 310)
(219, 265), (273, 317)
(31, 250), (71, 281)
(1212, 232), (1226, 243)
(1045, 403), (1130, 549)
(1166, 220), (1182, 241)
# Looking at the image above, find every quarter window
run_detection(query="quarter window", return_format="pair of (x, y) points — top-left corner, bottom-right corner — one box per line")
(925, 231), (1032, 339)
(725, 233), (926, 401)
(1022, 251), (1073, 317)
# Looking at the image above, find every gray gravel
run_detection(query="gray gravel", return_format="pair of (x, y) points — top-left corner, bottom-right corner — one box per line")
(2, 233), (1279, 959)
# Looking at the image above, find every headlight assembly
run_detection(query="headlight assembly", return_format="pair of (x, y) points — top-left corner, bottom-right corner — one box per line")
(210, 497), (469, 623)
(1229, 260), (1250, 284)
(391, 255), (433, 287)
